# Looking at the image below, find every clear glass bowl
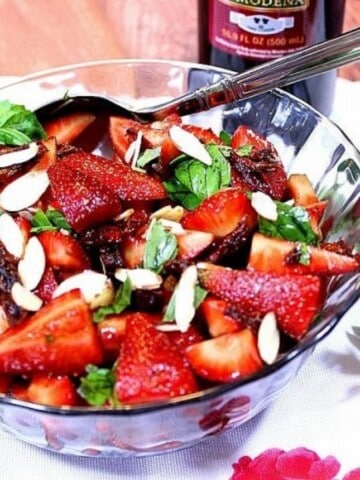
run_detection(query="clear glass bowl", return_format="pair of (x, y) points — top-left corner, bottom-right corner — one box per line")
(0, 60), (358, 457)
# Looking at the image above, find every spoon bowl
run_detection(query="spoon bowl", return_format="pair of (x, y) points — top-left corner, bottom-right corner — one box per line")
(34, 28), (360, 124)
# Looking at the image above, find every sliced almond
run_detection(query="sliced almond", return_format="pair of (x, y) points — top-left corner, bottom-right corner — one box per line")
(0, 170), (49, 212)
(257, 312), (280, 365)
(0, 142), (39, 168)
(0, 212), (26, 258)
(114, 208), (135, 222)
(18, 236), (46, 291)
(157, 218), (185, 235)
(169, 125), (212, 165)
(155, 323), (181, 332)
(11, 282), (43, 312)
(150, 205), (184, 222)
(125, 131), (142, 168)
(174, 264), (198, 333)
(53, 270), (114, 310)
(251, 191), (278, 221)
(114, 268), (163, 290)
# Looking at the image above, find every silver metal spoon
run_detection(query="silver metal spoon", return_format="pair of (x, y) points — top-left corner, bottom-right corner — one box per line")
(35, 27), (360, 123)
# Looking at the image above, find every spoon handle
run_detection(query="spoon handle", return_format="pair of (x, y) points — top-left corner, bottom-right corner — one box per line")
(149, 28), (360, 119)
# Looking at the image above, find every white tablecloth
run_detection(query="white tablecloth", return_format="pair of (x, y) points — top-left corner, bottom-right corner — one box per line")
(0, 77), (359, 480)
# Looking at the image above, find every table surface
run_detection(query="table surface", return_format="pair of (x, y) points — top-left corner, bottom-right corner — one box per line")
(0, 0), (359, 79)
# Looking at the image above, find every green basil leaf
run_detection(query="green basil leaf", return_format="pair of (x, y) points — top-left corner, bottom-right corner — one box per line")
(236, 144), (253, 157)
(93, 276), (132, 323)
(31, 208), (71, 233)
(164, 145), (231, 210)
(259, 202), (319, 245)
(143, 220), (178, 273)
(163, 284), (208, 323)
(219, 130), (231, 146)
(137, 147), (161, 168)
(163, 178), (202, 210)
(0, 100), (45, 146)
(298, 243), (311, 265)
(78, 365), (116, 406)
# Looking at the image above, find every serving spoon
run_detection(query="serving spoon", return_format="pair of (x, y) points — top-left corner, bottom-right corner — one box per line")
(35, 27), (360, 123)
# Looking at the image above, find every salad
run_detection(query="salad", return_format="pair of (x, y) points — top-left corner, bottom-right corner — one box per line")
(0, 100), (358, 408)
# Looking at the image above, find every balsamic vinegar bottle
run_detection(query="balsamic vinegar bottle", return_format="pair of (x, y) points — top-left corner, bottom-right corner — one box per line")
(198, 0), (346, 116)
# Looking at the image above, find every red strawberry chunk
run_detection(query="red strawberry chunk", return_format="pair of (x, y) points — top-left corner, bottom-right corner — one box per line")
(35, 266), (58, 302)
(181, 188), (257, 238)
(115, 312), (198, 404)
(199, 296), (241, 337)
(231, 125), (270, 152)
(26, 373), (80, 407)
(0, 290), (103, 375)
(39, 230), (90, 272)
(48, 158), (122, 232)
(186, 329), (263, 383)
(60, 152), (166, 201)
(44, 113), (96, 145)
(248, 233), (359, 276)
(198, 264), (323, 339)
(182, 124), (223, 145)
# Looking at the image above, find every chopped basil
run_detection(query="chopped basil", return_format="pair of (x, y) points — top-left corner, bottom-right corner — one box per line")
(259, 202), (319, 245)
(164, 144), (231, 210)
(0, 100), (45, 146)
(30, 208), (71, 233)
(136, 147), (161, 168)
(236, 144), (253, 157)
(143, 220), (178, 273)
(93, 276), (132, 323)
(298, 242), (311, 265)
(163, 284), (208, 323)
(219, 130), (231, 146)
(78, 365), (116, 406)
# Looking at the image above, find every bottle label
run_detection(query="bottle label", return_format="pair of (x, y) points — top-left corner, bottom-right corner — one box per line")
(208, 0), (317, 60)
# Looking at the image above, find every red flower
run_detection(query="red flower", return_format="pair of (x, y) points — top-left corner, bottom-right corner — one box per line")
(231, 447), (341, 480)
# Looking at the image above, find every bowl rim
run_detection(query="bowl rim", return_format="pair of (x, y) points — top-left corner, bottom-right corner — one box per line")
(0, 59), (358, 415)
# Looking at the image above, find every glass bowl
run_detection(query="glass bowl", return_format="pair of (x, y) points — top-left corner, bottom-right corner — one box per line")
(0, 60), (358, 457)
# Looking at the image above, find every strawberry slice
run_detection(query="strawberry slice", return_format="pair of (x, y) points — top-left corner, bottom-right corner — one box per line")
(97, 313), (128, 359)
(248, 233), (359, 276)
(120, 230), (146, 268)
(198, 264), (323, 339)
(181, 188), (257, 238)
(177, 230), (214, 260)
(109, 115), (182, 160)
(199, 296), (241, 337)
(0, 290), (103, 375)
(60, 152), (166, 202)
(305, 200), (328, 237)
(109, 117), (141, 159)
(166, 324), (205, 356)
(115, 312), (198, 404)
(26, 373), (80, 407)
(48, 158), (122, 232)
(14, 215), (31, 244)
(231, 125), (270, 152)
(287, 174), (319, 206)
(39, 231), (90, 272)
(186, 329), (263, 383)
(35, 266), (58, 302)
(182, 124), (223, 145)
(44, 113), (96, 144)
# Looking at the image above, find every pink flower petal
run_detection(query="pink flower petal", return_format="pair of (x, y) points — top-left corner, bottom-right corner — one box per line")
(308, 456), (341, 480)
(276, 447), (320, 478)
(343, 468), (360, 480)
